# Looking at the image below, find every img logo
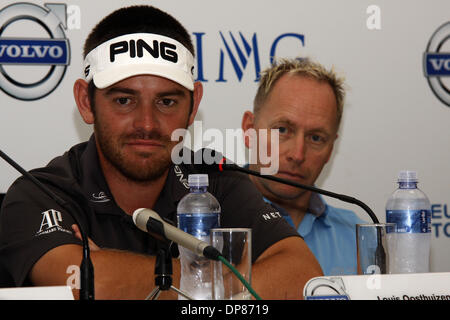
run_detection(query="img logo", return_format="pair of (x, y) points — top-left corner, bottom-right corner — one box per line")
(194, 31), (305, 83)
(0, 2), (70, 101)
(423, 22), (450, 107)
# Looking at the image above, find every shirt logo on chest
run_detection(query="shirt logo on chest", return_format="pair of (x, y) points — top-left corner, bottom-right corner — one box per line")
(90, 191), (111, 203)
(174, 165), (189, 189)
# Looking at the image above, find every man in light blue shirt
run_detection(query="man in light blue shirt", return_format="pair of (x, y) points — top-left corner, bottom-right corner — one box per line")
(265, 194), (365, 275)
(242, 58), (367, 276)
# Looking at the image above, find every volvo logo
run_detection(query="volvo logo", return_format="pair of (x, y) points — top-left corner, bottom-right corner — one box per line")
(423, 22), (450, 107)
(0, 3), (70, 101)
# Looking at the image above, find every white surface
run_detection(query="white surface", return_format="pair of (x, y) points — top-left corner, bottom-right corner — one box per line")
(0, 286), (74, 300)
(304, 272), (450, 300)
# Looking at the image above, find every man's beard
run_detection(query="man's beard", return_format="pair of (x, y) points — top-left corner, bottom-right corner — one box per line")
(95, 122), (177, 183)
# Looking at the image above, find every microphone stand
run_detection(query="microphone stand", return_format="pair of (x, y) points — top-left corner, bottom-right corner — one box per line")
(221, 163), (386, 274)
(0, 149), (95, 300)
(144, 225), (193, 300)
(223, 164), (379, 223)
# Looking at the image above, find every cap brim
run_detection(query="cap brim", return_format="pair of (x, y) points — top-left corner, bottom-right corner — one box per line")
(93, 63), (194, 91)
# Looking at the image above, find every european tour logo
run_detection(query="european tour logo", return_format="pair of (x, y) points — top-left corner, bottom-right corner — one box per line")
(193, 31), (305, 83)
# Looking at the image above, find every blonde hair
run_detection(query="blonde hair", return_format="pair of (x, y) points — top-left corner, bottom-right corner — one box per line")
(253, 58), (346, 128)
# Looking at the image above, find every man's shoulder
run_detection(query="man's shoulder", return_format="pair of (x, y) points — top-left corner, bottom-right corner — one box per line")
(3, 141), (88, 204)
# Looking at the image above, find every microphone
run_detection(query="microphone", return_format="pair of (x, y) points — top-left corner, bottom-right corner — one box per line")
(213, 157), (380, 224)
(132, 208), (222, 261)
(0, 149), (95, 300)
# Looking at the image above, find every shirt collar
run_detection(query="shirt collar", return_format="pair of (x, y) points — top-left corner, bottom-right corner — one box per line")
(152, 163), (190, 221)
(265, 191), (332, 236)
(299, 193), (332, 236)
(79, 135), (120, 216)
(244, 161), (330, 226)
(309, 192), (327, 217)
(263, 189), (327, 217)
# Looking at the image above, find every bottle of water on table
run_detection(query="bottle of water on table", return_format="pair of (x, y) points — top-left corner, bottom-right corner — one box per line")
(177, 174), (221, 299)
(385, 170), (431, 273)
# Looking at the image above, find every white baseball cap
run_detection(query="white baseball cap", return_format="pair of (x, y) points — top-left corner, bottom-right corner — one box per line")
(83, 33), (195, 90)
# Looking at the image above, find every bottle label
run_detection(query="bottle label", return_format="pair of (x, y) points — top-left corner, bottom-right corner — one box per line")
(386, 209), (431, 233)
(177, 213), (219, 238)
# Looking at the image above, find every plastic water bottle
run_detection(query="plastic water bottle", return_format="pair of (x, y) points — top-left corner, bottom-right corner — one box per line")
(385, 170), (431, 273)
(177, 174), (220, 299)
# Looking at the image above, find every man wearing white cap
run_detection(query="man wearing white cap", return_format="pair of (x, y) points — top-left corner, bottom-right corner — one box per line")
(0, 6), (322, 299)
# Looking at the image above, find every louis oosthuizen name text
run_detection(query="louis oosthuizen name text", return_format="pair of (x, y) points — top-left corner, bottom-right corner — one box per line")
(180, 304), (269, 318)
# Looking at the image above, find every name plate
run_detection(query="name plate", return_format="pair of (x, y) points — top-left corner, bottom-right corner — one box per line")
(303, 272), (450, 300)
(0, 286), (74, 300)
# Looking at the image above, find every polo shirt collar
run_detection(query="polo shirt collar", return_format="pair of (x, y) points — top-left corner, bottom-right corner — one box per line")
(153, 163), (190, 221)
(269, 191), (332, 236)
(269, 191), (327, 217)
(309, 192), (327, 217)
(245, 160), (332, 231)
(297, 193), (332, 237)
(79, 135), (120, 216)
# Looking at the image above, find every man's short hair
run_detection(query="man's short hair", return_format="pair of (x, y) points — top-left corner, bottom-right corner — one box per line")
(83, 5), (194, 59)
(253, 58), (346, 128)
(84, 5), (195, 110)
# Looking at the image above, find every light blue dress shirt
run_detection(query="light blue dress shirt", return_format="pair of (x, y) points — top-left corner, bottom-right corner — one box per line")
(265, 193), (367, 276)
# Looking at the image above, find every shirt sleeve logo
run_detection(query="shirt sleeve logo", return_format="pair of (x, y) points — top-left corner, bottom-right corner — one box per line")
(36, 209), (72, 236)
(261, 211), (282, 221)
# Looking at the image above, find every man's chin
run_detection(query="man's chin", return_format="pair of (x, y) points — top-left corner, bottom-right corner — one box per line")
(120, 164), (170, 182)
(262, 182), (307, 201)
(117, 154), (172, 182)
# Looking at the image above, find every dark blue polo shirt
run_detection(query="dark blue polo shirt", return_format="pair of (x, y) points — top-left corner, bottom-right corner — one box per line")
(0, 135), (299, 286)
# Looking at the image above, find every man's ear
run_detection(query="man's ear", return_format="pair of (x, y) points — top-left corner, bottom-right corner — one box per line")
(73, 79), (94, 124)
(187, 81), (203, 126)
(241, 111), (256, 149)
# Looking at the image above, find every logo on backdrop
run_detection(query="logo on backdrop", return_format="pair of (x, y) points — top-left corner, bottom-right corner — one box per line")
(423, 22), (450, 107)
(431, 203), (450, 238)
(193, 32), (305, 82)
(0, 3), (70, 101)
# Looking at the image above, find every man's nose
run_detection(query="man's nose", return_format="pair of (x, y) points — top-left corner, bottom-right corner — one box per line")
(133, 103), (158, 131)
(286, 134), (306, 164)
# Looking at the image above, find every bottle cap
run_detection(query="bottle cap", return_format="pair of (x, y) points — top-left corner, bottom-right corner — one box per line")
(398, 170), (418, 183)
(188, 174), (209, 187)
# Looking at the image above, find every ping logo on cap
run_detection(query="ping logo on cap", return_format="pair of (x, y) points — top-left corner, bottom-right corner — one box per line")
(84, 65), (90, 77)
(109, 39), (178, 63)
(84, 33), (195, 90)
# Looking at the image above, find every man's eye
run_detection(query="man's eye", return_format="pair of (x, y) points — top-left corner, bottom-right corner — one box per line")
(310, 135), (324, 143)
(158, 98), (176, 107)
(277, 126), (288, 134)
(115, 97), (132, 105)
